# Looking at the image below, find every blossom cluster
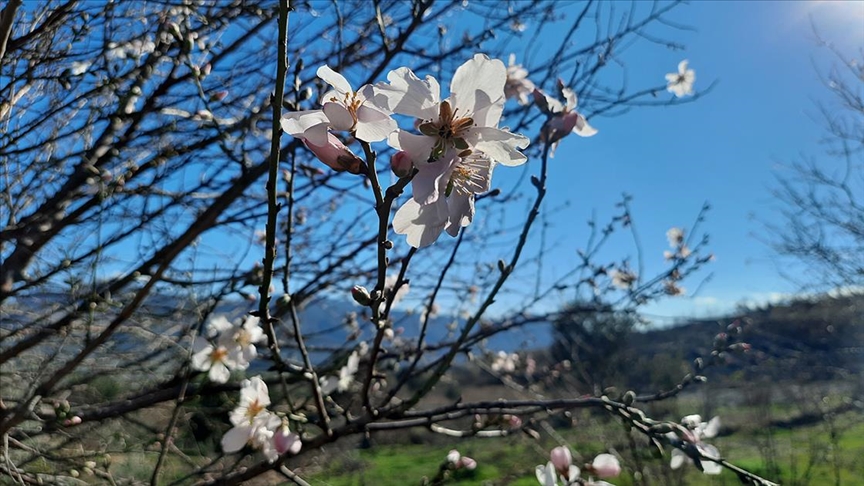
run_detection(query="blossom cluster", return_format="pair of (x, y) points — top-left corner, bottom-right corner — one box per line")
(221, 376), (301, 462)
(668, 414), (722, 474)
(191, 315), (264, 383)
(281, 54), (540, 248)
(536, 446), (621, 486)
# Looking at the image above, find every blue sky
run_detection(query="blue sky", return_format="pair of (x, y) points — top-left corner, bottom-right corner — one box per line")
(503, 0), (864, 322)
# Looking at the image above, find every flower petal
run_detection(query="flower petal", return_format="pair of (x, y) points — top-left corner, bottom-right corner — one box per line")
(445, 194), (474, 237)
(468, 127), (529, 166)
(323, 102), (355, 131)
(393, 198), (448, 248)
(376, 67), (440, 120)
(355, 105), (397, 142)
(317, 65), (352, 94)
(281, 110), (330, 146)
(450, 54), (506, 117)
(535, 462), (558, 486)
(670, 449), (688, 469)
(221, 425), (251, 453)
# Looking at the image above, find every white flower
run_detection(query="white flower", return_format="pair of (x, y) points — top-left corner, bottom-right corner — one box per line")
(191, 337), (235, 383)
(392, 152), (494, 247)
(491, 351), (519, 373)
(666, 60), (695, 98)
(316, 65), (397, 143)
(377, 54), (529, 206)
(320, 350), (361, 394)
(669, 415), (722, 475)
(666, 227), (684, 247)
(609, 269), (637, 290)
(505, 54), (535, 105)
(532, 85), (596, 157)
(220, 316), (265, 369)
(221, 376), (275, 454)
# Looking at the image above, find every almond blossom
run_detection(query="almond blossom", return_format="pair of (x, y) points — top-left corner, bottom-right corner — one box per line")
(533, 84), (597, 155)
(282, 65), (396, 143)
(376, 54), (529, 206)
(217, 315), (265, 369)
(221, 376), (275, 454)
(537, 448), (620, 486)
(320, 349), (361, 394)
(668, 414), (722, 475)
(666, 60), (696, 98)
(505, 54), (535, 105)
(191, 337), (236, 383)
(392, 152), (494, 247)
(280, 110), (365, 173)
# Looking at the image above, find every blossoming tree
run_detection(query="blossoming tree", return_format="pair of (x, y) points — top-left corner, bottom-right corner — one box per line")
(0, 1), (775, 484)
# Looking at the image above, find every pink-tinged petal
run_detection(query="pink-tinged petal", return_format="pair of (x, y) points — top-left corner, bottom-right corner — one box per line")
(355, 105), (397, 142)
(323, 102), (355, 131)
(535, 462), (558, 486)
(317, 65), (352, 94)
(274, 426), (302, 455)
(376, 67), (440, 120)
(550, 446), (572, 474)
(591, 454), (621, 478)
(281, 110), (330, 146)
(221, 425), (252, 453)
(469, 126), (529, 166)
(393, 198), (448, 248)
(304, 133), (364, 174)
(447, 450), (461, 464)
(669, 449), (687, 469)
(450, 54), (506, 116)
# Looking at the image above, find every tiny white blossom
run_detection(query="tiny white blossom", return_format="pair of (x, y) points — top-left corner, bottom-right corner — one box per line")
(191, 337), (235, 383)
(505, 54), (535, 105)
(666, 60), (696, 98)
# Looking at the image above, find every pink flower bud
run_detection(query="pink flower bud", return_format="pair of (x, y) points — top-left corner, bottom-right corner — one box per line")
(550, 446), (572, 474)
(273, 425), (302, 455)
(63, 416), (82, 426)
(460, 456), (477, 470)
(508, 415), (522, 429)
(210, 90), (228, 102)
(447, 449), (461, 465)
(591, 453), (621, 478)
(303, 134), (364, 174)
(390, 151), (413, 178)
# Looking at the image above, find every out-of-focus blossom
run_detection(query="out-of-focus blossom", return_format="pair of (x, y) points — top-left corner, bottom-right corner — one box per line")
(491, 351), (520, 373)
(533, 84), (597, 156)
(447, 450), (477, 470)
(221, 377), (279, 458)
(272, 422), (302, 456)
(505, 54), (535, 105)
(669, 414), (722, 475)
(666, 227), (684, 246)
(69, 61), (91, 76)
(590, 453), (621, 478)
(191, 337), (236, 383)
(218, 315), (264, 369)
(550, 446), (574, 477)
(320, 350), (361, 394)
(666, 60), (696, 98)
(610, 268), (637, 290)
